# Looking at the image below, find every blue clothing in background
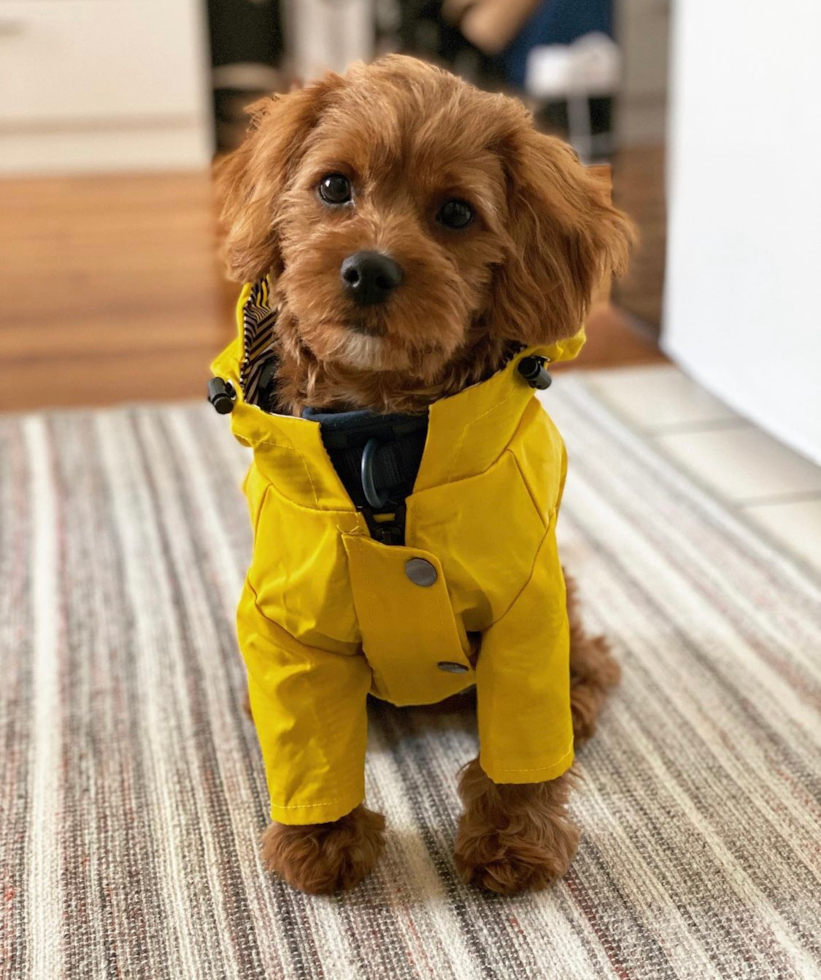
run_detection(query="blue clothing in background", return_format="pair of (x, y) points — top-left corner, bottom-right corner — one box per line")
(503, 0), (614, 89)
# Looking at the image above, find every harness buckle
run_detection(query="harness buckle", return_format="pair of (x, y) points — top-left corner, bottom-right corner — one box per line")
(361, 502), (407, 547)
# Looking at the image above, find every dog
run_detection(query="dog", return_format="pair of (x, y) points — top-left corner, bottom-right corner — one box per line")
(213, 54), (632, 896)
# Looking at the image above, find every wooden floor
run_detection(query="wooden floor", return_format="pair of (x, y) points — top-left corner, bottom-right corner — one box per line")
(0, 171), (664, 412)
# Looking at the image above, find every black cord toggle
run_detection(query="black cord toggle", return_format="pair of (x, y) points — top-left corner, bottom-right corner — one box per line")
(517, 356), (552, 390)
(208, 377), (236, 414)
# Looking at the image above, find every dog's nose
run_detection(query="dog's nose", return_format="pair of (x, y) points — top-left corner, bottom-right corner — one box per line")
(340, 251), (403, 306)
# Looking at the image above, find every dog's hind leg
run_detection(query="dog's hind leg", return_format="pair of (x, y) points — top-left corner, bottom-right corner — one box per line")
(565, 570), (621, 745)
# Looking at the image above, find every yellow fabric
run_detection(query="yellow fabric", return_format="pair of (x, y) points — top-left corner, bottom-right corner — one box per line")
(212, 284), (585, 825)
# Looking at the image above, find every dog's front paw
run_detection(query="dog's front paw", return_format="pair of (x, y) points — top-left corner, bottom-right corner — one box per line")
(455, 760), (580, 894)
(454, 813), (579, 895)
(261, 805), (385, 894)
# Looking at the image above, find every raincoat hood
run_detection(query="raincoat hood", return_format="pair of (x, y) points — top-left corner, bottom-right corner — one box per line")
(212, 281), (584, 825)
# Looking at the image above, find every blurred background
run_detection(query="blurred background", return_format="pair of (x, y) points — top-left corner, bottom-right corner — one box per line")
(1, 0), (819, 487)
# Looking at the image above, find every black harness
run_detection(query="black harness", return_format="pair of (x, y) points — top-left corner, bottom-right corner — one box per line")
(302, 405), (429, 546)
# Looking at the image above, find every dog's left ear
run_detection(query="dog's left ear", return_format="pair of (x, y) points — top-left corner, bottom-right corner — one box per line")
(489, 130), (635, 347)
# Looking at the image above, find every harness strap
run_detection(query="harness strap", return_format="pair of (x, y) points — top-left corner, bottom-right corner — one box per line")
(302, 406), (429, 546)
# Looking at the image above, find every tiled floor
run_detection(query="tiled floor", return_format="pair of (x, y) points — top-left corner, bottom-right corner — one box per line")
(585, 364), (821, 575)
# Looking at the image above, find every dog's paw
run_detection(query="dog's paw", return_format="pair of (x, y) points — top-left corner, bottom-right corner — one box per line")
(454, 816), (580, 895)
(261, 805), (386, 895)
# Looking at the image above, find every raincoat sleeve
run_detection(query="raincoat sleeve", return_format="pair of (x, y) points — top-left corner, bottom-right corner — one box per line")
(238, 583), (373, 825)
(474, 511), (574, 784)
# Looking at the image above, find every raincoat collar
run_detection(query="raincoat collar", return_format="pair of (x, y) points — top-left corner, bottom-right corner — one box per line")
(211, 280), (585, 511)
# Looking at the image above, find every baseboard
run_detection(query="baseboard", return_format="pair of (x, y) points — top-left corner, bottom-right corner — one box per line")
(0, 120), (213, 176)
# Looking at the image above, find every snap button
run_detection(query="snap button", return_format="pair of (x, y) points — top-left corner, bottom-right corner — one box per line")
(437, 661), (469, 674)
(405, 558), (437, 587)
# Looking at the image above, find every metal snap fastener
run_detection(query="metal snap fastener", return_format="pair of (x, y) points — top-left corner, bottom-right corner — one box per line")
(405, 558), (437, 586)
(437, 661), (469, 674)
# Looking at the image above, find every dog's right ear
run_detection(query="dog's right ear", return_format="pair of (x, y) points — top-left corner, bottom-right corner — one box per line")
(215, 76), (342, 283)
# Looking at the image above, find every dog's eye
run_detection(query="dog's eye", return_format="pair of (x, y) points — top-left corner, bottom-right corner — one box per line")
(437, 199), (474, 230)
(319, 174), (352, 205)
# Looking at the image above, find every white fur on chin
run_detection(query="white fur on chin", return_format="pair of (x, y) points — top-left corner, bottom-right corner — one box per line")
(337, 333), (410, 372)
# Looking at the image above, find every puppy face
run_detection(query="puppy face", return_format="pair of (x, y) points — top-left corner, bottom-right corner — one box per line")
(218, 56), (632, 391)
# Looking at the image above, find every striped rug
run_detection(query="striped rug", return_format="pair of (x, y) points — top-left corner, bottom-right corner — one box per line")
(1, 377), (819, 980)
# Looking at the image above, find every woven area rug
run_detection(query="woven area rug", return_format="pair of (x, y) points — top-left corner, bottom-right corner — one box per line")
(1, 377), (819, 980)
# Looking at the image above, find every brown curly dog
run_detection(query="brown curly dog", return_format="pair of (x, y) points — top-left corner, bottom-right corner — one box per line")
(218, 54), (631, 896)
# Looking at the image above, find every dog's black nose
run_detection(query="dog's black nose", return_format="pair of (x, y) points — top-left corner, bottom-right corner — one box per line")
(341, 251), (403, 306)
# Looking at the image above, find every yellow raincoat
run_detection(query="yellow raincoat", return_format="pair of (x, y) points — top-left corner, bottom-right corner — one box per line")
(212, 283), (585, 825)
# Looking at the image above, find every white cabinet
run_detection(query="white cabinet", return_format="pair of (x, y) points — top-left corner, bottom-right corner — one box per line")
(0, 0), (212, 174)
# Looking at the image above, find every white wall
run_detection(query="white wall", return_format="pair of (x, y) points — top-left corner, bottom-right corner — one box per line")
(664, 1), (821, 464)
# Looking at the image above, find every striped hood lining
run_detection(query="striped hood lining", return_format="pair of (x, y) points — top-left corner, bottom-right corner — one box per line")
(240, 277), (278, 408)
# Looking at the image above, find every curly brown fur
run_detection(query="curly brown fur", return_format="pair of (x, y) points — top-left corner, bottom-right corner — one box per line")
(261, 805), (386, 895)
(216, 55), (633, 415)
(220, 55), (630, 894)
(454, 760), (580, 894)
(566, 571), (621, 744)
